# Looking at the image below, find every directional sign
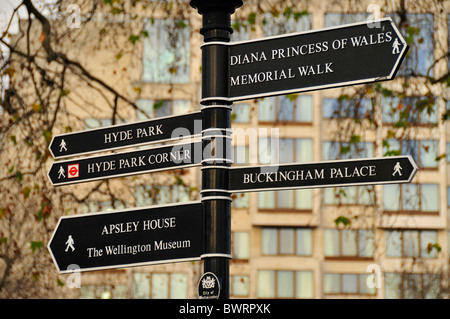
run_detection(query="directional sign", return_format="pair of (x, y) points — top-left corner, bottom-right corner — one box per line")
(219, 17), (408, 101)
(49, 112), (202, 159)
(229, 155), (417, 193)
(48, 201), (203, 273)
(48, 141), (202, 186)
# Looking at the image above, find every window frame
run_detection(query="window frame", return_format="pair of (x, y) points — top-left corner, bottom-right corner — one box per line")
(322, 97), (374, 120)
(383, 183), (440, 215)
(324, 229), (375, 260)
(142, 18), (191, 84)
(385, 229), (438, 259)
(383, 138), (439, 170)
(136, 99), (192, 121)
(230, 275), (250, 297)
(323, 273), (377, 296)
(135, 184), (192, 207)
(231, 231), (250, 261)
(381, 96), (438, 126)
(80, 284), (128, 299)
(385, 272), (442, 299)
(257, 269), (314, 299)
(324, 186), (375, 206)
(132, 272), (188, 299)
(258, 95), (313, 125)
(261, 227), (313, 257)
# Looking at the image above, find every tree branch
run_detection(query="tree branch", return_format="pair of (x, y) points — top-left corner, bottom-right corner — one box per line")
(22, 0), (56, 61)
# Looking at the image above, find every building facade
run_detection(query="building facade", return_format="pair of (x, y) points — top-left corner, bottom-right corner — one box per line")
(10, 0), (449, 299)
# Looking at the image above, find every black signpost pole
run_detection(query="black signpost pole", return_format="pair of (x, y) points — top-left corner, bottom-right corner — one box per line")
(190, 0), (243, 299)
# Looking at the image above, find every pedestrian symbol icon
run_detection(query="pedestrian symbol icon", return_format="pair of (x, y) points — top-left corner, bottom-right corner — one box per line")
(65, 235), (75, 252)
(58, 166), (66, 179)
(392, 38), (401, 55)
(392, 162), (402, 176)
(59, 139), (67, 152)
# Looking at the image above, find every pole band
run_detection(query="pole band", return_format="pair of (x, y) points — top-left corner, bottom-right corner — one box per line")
(201, 196), (233, 202)
(201, 253), (232, 259)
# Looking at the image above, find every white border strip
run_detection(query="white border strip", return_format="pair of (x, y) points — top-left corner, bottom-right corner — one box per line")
(201, 196), (233, 202)
(202, 128), (233, 134)
(200, 104), (232, 110)
(200, 97), (230, 104)
(200, 189), (230, 194)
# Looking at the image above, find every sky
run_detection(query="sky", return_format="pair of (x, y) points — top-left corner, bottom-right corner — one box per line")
(0, 0), (60, 35)
(0, 0), (56, 91)
(0, 0), (27, 34)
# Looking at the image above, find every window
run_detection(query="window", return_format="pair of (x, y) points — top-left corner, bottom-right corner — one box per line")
(136, 99), (191, 120)
(83, 200), (125, 213)
(258, 189), (313, 211)
(383, 184), (439, 214)
(257, 137), (275, 164)
(322, 98), (373, 120)
(261, 227), (312, 256)
(385, 273), (441, 299)
(233, 145), (249, 165)
(84, 117), (128, 129)
(257, 270), (313, 298)
(259, 137), (313, 164)
(232, 192), (249, 209)
(389, 13), (434, 77)
(324, 186), (374, 206)
(258, 95), (313, 123)
(232, 103), (251, 123)
(142, 19), (190, 83)
(231, 18), (251, 42)
(84, 118), (114, 129)
(80, 285), (127, 299)
(132, 273), (188, 299)
(381, 96), (438, 125)
(447, 143), (450, 162)
(324, 229), (374, 258)
(230, 275), (249, 297)
(323, 141), (374, 160)
(448, 14), (450, 72)
(135, 184), (191, 207)
(448, 187), (450, 208)
(324, 13), (369, 28)
(386, 230), (438, 258)
(232, 232), (249, 260)
(383, 139), (438, 169)
(263, 12), (310, 36)
(324, 273), (376, 295)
